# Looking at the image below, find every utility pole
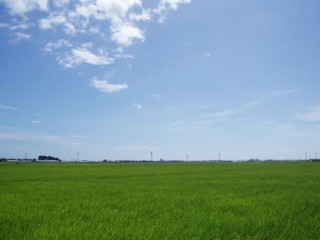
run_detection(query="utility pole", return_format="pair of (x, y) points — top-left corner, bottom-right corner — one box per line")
(77, 152), (79, 162)
(151, 151), (153, 161)
(219, 152), (221, 161)
(305, 151), (308, 161)
(186, 154), (188, 161)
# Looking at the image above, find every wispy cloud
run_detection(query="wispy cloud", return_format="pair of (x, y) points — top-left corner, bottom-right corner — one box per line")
(274, 124), (296, 131)
(116, 144), (156, 152)
(152, 94), (164, 101)
(0, 21), (29, 30)
(133, 103), (144, 109)
(0, 104), (19, 111)
(58, 47), (114, 68)
(0, 127), (106, 158)
(13, 32), (31, 41)
(202, 52), (212, 57)
(213, 109), (236, 118)
(168, 119), (215, 133)
(32, 120), (43, 124)
(267, 89), (299, 97)
(208, 89), (297, 119)
(39, 15), (66, 29)
(297, 105), (320, 122)
(198, 102), (226, 110)
(175, 98), (271, 134)
(43, 39), (72, 52)
(155, 0), (191, 23)
(90, 79), (128, 94)
(211, 100), (263, 118)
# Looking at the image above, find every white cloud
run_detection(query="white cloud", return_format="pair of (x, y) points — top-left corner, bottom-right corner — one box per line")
(203, 90), (296, 120)
(58, 47), (114, 68)
(32, 120), (43, 124)
(0, 0), (192, 95)
(0, 104), (19, 111)
(152, 94), (164, 101)
(116, 145), (157, 156)
(39, 14), (76, 35)
(114, 52), (135, 59)
(1, 0), (192, 47)
(168, 119), (215, 132)
(203, 53), (212, 57)
(0, 22), (29, 30)
(53, 0), (69, 8)
(70, 0), (143, 26)
(0, 0), (48, 15)
(12, 32), (32, 41)
(161, 0), (192, 10)
(90, 79), (128, 94)
(43, 39), (72, 52)
(274, 124), (296, 131)
(268, 89), (298, 96)
(39, 15), (66, 29)
(198, 102), (226, 110)
(0, 128), (91, 148)
(72, 47), (113, 65)
(213, 109), (236, 118)
(133, 103), (143, 109)
(129, 9), (151, 22)
(111, 23), (145, 47)
(210, 100), (263, 118)
(297, 105), (320, 122)
(1, 0), (192, 50)
(94, 0), (142, 22)
(0, 20), (31, 42)
(0, 22), (9, 28)
(242, 100), (263, 110)
(63, 22), (76, 34)
(155, 0), (191, 22)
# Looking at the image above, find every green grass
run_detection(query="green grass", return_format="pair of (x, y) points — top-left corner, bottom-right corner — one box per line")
(0, 162), (319, 239)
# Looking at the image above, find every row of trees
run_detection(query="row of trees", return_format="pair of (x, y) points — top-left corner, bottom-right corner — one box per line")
(38, 155), (60, 161)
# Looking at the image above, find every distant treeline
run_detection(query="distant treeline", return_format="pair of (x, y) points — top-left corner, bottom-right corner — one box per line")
(0, 158), (36, 162)
(38, 155), (60, 161)
(0, 155), (61, 162)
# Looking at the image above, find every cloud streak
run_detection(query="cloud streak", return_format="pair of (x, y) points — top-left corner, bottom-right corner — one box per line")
(90, 79), (128, 94)
(297, 105), (320, 122)
(0, 104), (19, 111)
(58, 47), (114, 68)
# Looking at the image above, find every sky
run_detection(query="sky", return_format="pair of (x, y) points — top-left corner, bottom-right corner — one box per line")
(0, 0), (320, 161)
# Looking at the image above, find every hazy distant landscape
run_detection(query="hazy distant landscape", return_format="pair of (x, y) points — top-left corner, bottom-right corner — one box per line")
(1, 162), (319, 239)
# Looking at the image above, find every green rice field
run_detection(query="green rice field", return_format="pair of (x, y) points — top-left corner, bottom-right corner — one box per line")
(0, 162), (319, 239)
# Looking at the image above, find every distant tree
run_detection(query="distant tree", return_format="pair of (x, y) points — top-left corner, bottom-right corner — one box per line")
(38, 155), (60, 161)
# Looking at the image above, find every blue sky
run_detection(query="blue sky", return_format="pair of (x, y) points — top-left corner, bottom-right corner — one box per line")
(0, 0), (320, 161)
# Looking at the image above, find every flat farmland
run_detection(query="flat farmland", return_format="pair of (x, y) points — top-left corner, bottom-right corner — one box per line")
(0, 162), (319, 239)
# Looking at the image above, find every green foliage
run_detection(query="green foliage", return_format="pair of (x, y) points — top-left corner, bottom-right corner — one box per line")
(0, 162), (319, 239)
